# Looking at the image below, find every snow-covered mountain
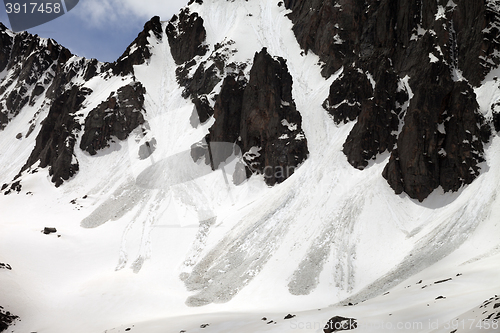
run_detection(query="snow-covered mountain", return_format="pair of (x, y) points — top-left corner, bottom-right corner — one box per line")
(1, 0), (500, 332)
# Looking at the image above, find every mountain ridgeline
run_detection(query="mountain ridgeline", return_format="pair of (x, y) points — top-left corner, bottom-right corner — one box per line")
(1, 1), (500, 330)
(1, 0), (500, 198)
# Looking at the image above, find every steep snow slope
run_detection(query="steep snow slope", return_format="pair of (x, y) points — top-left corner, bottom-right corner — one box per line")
(0, 0), (500, 332)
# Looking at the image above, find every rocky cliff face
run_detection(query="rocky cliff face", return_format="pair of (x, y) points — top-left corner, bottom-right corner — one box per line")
(170, 10), (309, 185)
(0, 19), (152, 192)
(238, 48), (308, 185)
(112, 16), (163, 75)
(80, 82), (146, 156)
(0, 1), (498, 200)
(166, 8), (208, 65)
(0, 306), (17, 333)
(199, 48), (309, 185)
(285, 0), (498, 201)
(0, 23), (74, 130)
(20, 86), (89, 188)
(1, 5), (310, 194)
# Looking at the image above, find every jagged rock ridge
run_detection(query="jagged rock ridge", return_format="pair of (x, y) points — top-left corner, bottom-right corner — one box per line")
(0, 18), (155, 192)
(285, 0), (498, 201)
(0, 5), (311, 193)
(0, 23), (74, 130)
(166, 8), (208, 65)
(112, 16), (163, 75)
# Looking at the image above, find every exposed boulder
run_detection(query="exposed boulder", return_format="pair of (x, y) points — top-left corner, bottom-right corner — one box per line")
(43, 227), (57, 234)
(80, 82), (146, 155)
(323, 316), (357, 333)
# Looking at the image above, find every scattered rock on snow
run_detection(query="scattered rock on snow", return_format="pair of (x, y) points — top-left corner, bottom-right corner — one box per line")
(0, 306), (18, 333)
(43, 227), (57, 235)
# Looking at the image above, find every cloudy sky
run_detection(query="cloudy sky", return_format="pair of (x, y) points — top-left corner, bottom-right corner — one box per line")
(0, 0), (188, 62)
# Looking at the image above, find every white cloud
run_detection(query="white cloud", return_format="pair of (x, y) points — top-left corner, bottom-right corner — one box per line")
(125, 0), (188, 20)
(76, 0), (188, 27)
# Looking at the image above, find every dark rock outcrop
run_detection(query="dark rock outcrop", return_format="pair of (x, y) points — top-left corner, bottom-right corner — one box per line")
(492, 97), (500, 132)
(166, 8), (208, 65)
(80, 82), (146, 155)
(177, 40), (239, 124)
(43, 227), (57, 234)
(0, 262), (17, 332)
(383, 80), (489, 200)
(323, 316), (357, 333)
(0, 27), (74, 129)
(285, 0), (497, 200)
(0, 263), (11, 270)
(239, 48), (308, 185)
(18, 85), (90, 187)
(180, 60), (221, 124)
(0, 23), (14, 73)
(284, 0), (359, 78)
(323, 66), (374, 124)
(196, 73), (247, 169)
(0, 307), (18, 333)
(0, 23), (106, 193)
(199, 48), (309, 185)
(112, 16), (163, 75)
(343, 67), (408, 169)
